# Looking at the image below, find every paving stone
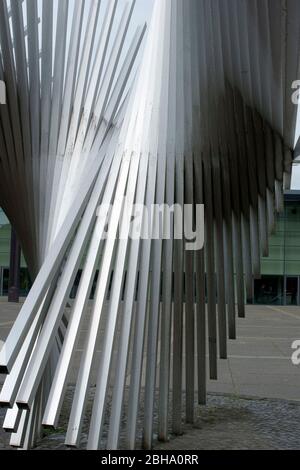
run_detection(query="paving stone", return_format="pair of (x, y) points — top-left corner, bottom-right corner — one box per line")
(1, 301), (300, 450)
(1, 390), (300, 450)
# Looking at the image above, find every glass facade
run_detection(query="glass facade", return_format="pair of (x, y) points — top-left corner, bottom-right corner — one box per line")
(0, 208), (31, 296)
(255, 191), (300, 305)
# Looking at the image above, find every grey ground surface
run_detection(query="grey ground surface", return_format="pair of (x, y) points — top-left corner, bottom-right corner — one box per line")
(0, 300), (300, 449)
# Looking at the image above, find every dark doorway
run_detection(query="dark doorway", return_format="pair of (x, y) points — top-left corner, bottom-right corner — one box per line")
(254, 276), (283, 305)
(285, 277), (299, 305)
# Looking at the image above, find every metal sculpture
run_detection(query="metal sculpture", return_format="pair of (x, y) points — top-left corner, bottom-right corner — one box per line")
(0, 0), (299, 450)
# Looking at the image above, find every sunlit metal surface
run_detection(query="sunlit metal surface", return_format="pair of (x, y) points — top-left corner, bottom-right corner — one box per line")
(0, 0), (299, 450)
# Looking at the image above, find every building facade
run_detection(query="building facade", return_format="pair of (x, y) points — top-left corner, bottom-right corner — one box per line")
(256, 191), (300, 306)
(0, 209), (30, 297)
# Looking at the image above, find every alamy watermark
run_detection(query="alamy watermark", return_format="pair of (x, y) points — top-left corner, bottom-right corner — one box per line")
(291, 340), (300, 366)
(96, 199), (205, 251)
(0, 80), (6, 105)
(291, 80), (300, 105)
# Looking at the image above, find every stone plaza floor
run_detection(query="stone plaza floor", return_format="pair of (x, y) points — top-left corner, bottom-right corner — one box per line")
(0, 300), (300, 450)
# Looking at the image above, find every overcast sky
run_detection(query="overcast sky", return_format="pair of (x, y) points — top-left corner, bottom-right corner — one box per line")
(132, 0), (154, 24)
